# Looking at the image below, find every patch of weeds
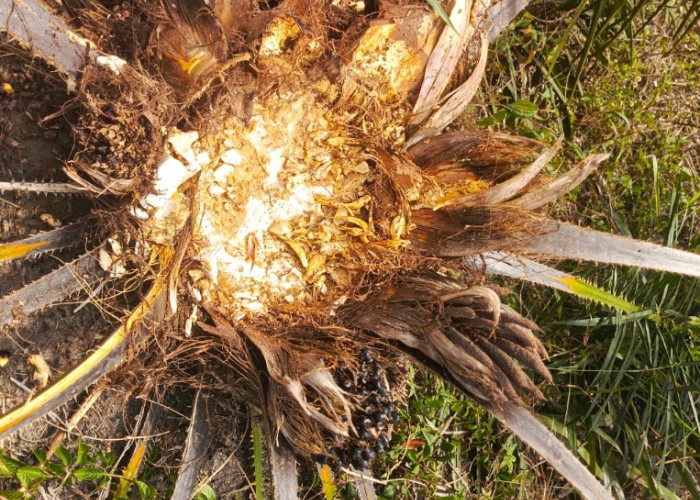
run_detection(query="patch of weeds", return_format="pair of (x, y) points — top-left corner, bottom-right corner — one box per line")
(475, 0), (700, 495)
(375, 368), (534, 499)
(481, 3), (698, 237)
(0, 442), (160, 499)
(527, 255), (700, 497)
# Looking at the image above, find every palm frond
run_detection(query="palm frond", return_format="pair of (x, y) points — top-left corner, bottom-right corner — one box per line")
(412, 0), (475, 125)
(407, 129), (542, 168)
(470, 251), (640, 311)
(340, 272), (550, 406)
(521, 222), (700, 277)
(0, 0), (125, 83)
(0, 222), (88, 264)
(488, 402), (613, 500)
(0, 252), (101, 326)
(114, 401), (162, 499)
(509, 153), (610, 209)
(485, 0), (533, 41)
(434, 137), (562, 208)
(0, 181), (87, 194)
(0, 0), (694, 497)
(0, 0), (86, 79)
(407, 36), (490, 147)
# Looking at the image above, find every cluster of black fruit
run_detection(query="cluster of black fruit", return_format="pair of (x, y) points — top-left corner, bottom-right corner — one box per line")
(318, 348), (398, 470)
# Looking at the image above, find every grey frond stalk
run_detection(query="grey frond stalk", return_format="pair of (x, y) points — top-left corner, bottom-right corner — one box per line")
(1, 0), (87, 82)
(484, 0), (533, 41)
(0, 222), (88, 264)
(522, 222), (700, 277)
(171, 391), (211, 500)
(350, 469), (378, 500)
(487, 402), (613, 500)
(267, 432), (299, 500)
(0, 0), (125, 87)
(0, 181), (87, 195)
(468, 251), (578, 293)
(0, 251), (101, 326)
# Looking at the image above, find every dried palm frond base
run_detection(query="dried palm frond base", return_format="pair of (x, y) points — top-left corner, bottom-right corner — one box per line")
(1, 0), (699, 499)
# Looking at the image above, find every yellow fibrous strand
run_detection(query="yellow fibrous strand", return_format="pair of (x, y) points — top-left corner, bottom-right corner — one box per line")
(0, 282), (165, 438)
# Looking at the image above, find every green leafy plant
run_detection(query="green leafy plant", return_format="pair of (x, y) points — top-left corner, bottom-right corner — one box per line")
(0, 443), (162, 499)
(552, 0), (700, 88)
(0, 444), (110, 498)
(193, 484), (218, 500)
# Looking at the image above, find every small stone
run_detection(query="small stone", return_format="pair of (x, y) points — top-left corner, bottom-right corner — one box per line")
(98, 248), (113, 272)
(142, 155), (197, 211)
(27, 354), (50, 389)
(39, 213), (62, 228)
(209, 184), (226, 196)
(95, 54), (127, 75)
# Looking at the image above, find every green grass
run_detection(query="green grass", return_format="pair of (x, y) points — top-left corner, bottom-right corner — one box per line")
(378, 0), (699, 498)
(377, 370), (532, 499)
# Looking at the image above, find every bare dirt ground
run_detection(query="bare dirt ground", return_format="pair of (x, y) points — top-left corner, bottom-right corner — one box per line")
(0, 37), (98, 426)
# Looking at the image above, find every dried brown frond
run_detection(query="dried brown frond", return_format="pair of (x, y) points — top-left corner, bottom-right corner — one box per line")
(197, 309), (363, 460)
(410, 205), (545, 256)
(339, 271), (552, 406)
(407, 130), (543, 174)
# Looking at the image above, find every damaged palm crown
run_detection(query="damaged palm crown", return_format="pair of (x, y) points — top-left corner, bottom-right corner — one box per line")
(7, 0), (694, 497)
(107, 0), (547, 462)
(142, 100), (369, 316)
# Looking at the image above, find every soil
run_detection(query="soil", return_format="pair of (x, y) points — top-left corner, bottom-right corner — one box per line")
(0, 37), (99, 417)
